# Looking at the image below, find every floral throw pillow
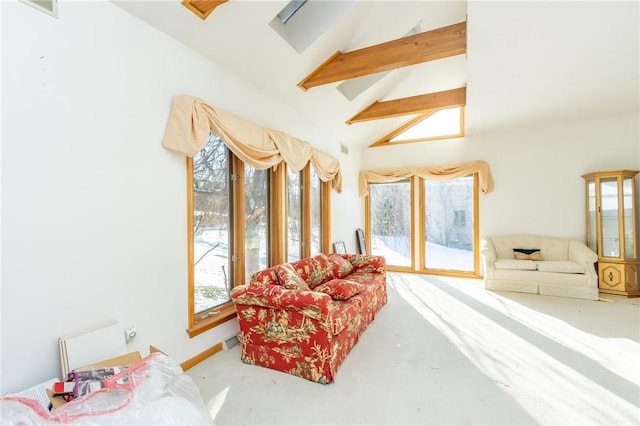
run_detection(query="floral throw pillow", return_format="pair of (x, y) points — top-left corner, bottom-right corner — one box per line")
(314, 279), (364, 300)
(293, 253), (333, 289)
(328, 254), (354, 279)
(277, 264), (311, 291)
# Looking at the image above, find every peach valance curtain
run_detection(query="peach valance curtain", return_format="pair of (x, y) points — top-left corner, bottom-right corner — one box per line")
(359, 160), (494, 197)
(161, 95), (342, 192)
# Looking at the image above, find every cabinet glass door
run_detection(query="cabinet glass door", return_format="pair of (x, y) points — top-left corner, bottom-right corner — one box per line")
(587, 180), (597, 252)
(600, 178), (620, 258)
(623, 177), (636, 259)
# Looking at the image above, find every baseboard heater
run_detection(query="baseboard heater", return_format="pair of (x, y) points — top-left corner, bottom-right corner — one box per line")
(223, 334), (240, 350)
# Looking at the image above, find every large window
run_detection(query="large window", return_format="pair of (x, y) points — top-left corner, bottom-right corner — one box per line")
(309, 166), (322, 255)
(369, 179), (414, 269)
(365, 173), (480, 277)
(287, 167), (302, 262)
(422, 175), (476, 273)
(244, 165), (269, 282)
(190, 133), (234, 327)
(187, 133), (330, 336)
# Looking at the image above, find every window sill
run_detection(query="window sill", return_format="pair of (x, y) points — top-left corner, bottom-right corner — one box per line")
(186, 303), (237, 338)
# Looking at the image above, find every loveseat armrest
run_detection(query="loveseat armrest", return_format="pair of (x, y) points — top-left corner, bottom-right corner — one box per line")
(568, 240), (598, 269)
(480, 238), (496, 263)
(480, 238), (497, 277)
(341, 254), (386, 274)
(231, 284), (333, 322)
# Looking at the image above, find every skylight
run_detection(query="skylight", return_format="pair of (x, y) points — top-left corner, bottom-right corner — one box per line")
(269, 0), (356, 53)
(276, 0), (307, 24)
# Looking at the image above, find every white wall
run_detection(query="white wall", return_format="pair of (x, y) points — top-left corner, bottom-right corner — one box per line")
(362, 113), (639, 242)
(0, 0), (361, 394)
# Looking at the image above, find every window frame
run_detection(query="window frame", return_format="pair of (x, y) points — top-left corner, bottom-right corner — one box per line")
(365, 178), (416, 272)
(186, 152), (238, 338)
(364, 172), (482, 278)
(418, 173), (480, 277)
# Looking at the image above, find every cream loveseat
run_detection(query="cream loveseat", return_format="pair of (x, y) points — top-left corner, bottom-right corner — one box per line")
(480, 234), (599, 300)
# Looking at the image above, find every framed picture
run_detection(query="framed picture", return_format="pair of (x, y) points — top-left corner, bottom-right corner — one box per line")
(356, 228), (367, 254)
(333, 241), (347, 254)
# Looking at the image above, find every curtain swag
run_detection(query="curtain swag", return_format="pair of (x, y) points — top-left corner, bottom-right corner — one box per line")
(161, 95), (342, 192)
(359, 160), (494, 197)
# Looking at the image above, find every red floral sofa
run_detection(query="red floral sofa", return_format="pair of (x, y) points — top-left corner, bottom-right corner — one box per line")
(230, 253), (387, 384)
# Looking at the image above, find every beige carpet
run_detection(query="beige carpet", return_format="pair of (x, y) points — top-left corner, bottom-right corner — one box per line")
(187, 273), (640, 426)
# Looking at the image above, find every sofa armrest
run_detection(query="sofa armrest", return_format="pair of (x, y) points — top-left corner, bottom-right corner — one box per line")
(480, 238), (497, 277)
(342, 254), (386, 274)
(231, 284), (333, 321)
(568, 240), (598, 270)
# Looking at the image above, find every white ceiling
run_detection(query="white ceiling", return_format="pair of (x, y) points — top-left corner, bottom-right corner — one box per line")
(114, 1), (639, 149)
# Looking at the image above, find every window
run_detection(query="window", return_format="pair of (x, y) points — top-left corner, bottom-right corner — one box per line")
(189, 133), (234, 335)
(244, 165), (269, 282)
(287, 167), (303, 262)
(269, 0), (356, 54)
(422, 175), (477, 273)
(364, 173), (480, 277)
(276, 0), (307, 24)
(309, 166), (322, 255)
(368, 179), (414, 269)
(370, 107), (465, 147)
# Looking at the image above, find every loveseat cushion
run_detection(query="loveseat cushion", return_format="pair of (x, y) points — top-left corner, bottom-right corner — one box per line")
(294, 253), (333, 289)
(328, 254), (354, 279)
(536, 261), (585, 274)
(277, 264), (311, 291)
(494, 259), (538, 270)
(315, 279), (364, 300)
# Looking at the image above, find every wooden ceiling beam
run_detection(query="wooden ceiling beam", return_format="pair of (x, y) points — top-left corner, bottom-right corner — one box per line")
(346, 87), (466, 125)
(181, 0), (228, 20)
(298, 21), (466, 91)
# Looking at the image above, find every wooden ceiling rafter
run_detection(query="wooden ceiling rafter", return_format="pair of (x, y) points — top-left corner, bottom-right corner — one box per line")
(181, 0), (228, 20)
(298, 21), (467, 91)
(346, 87), (466, 125)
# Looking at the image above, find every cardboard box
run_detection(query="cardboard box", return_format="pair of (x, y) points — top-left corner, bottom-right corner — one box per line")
(47, 351), (142, 409)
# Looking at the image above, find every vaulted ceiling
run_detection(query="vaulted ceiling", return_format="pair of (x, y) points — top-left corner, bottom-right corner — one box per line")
(114, 1), (639, 150)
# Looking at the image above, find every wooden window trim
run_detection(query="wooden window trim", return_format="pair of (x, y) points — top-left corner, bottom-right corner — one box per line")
(418, 173), (481, 278)
(364, 178), (415, 271)
(186, 303), (236, 338)
(185, 152), (238, 338)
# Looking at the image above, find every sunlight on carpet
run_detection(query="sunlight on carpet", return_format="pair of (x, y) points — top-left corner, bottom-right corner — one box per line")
(207, 385), (229, 420)
(388, 273), (640, 425)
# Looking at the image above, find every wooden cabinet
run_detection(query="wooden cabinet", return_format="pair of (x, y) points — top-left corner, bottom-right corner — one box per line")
(582, 170), (639, 297)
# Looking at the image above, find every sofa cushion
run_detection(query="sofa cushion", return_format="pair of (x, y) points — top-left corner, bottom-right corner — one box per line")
(536, 261), (585, 274)
(277, 264), (311, 291)
(328, 254), (354, 279)
(315, 279), (364, 300)
(294, 253), (333, 289)
(495, 259), (538, 270)
(327, 298), (361, 335)
(513, 248), (543, 261)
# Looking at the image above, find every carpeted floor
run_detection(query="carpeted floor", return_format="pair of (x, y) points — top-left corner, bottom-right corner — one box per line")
(186, 273), (640, 426)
